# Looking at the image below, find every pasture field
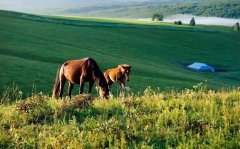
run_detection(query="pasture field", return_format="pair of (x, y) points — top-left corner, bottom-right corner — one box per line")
(0, 85), (239, 148)
(0, 10), (240, 148)
(0, 10), (240, 97)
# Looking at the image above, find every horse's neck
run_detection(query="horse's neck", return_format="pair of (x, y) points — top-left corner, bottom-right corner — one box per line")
(93, 68), (103, 83)
(117, 68), (124, 76)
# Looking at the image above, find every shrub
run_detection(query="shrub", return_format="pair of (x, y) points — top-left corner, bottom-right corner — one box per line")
(233, 22), (239, 32)
(152, 13), (164, 21)
(174, 21), (182, 25)
(190, 17), (196, 26)
(177, 21), (182, 25)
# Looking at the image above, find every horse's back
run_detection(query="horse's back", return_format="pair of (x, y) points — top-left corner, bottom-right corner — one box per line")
(62, 59), (86, 84)
(105, 67), (122, 82)
(104, 69), (111, 83)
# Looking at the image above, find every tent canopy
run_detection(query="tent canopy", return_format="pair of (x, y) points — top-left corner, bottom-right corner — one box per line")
(187, 62), (215, 72)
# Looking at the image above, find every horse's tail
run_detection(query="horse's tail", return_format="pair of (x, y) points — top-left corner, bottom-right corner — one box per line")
(52, 66), (61, 99)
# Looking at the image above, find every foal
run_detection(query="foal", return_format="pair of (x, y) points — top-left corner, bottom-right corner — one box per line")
(104, 64), (131, 96)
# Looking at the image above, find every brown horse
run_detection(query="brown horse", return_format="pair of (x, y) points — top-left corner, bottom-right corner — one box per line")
(52, 57), (109, 99)
(104, 64), (131, 96)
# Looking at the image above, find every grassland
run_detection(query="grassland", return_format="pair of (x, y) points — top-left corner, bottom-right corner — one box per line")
(0, 10), (240, 97)
(0, 10), (240, 148)
(0, 84), (239, 148)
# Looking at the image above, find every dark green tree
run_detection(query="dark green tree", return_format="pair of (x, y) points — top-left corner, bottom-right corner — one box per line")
(177, 21), (182, 25)
(190, 17), (195, 26)
(152, 13), (163, 21)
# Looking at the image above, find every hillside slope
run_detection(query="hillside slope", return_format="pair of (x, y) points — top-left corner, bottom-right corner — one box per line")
(0, 10), (240, 96)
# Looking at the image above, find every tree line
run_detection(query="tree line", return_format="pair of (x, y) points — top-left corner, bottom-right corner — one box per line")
(173, 0), (240, 18)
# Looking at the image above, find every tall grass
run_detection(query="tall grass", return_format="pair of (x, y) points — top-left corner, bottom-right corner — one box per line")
(0, 83), (23, 104)
(0, 84), (239, 148)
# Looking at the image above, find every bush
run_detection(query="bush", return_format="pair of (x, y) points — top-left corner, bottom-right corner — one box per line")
(152, 13), (164, 21)
(190, 17), (195, 26)
(177, 21), (182, 25)
(174, 21), (182, 25)
(233, 22), (239, 32)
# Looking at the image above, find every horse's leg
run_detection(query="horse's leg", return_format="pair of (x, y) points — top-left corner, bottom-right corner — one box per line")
(88, 81), (94, 94)
(108, 81), (113, 95)
(67, 82), (74, 98)
(79, 78), (85, 94)
(106, 74), (113, 92)
(119, 82), (125, 97)
(59, 75), (66, 98)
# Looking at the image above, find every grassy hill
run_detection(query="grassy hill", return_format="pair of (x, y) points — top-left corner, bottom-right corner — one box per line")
(0, 10), (240, 148)
(0, 10), (240, 97)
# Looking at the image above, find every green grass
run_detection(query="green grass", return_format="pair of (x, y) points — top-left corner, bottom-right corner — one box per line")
(0, 84), (239, 148)
(0, 12), (239, 147)
(0, 10), (240, 97)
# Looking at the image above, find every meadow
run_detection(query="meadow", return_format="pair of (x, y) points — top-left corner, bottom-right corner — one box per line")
(0, 83), (239, 148)
(0, 10), (240, 148)
(0, 10), (240, 97)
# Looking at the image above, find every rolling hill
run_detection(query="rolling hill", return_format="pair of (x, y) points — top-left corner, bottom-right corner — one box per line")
(0, 10), (240, 97)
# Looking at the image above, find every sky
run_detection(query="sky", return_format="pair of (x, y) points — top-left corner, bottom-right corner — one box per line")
(0, 0), (149, 13)
(0, 0), (76, 12)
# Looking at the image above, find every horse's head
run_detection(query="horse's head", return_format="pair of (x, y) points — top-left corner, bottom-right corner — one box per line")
(97, 77), (109, 99)
(119, 64), (132, 82)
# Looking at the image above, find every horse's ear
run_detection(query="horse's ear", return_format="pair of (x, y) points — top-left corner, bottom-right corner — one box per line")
(118, 65), (124, 69)
(129, 65), (131, 68)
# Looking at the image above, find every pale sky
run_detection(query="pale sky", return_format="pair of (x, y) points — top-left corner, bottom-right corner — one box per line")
(0, 0), (147, 12)
(0, 0), (62, 12)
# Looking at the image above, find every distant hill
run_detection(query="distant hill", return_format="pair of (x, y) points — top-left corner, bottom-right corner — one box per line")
(60, 0), (240, 19)
(0, 0), (239, 18)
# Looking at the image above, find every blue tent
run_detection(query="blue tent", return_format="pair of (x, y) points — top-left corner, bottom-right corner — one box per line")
(187, 62), (215, 72)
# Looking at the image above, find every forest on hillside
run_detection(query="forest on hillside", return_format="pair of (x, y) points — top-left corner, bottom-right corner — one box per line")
(172, 0), (240, 18)
(62, 0), (240, 18)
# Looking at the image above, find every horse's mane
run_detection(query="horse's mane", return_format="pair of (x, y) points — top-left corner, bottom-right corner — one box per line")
(86, 58), (105, 82)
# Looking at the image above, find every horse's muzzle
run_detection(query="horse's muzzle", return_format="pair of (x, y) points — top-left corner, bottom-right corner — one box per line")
(102, 92), (109, 99)
(104, 95), (109, 99)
